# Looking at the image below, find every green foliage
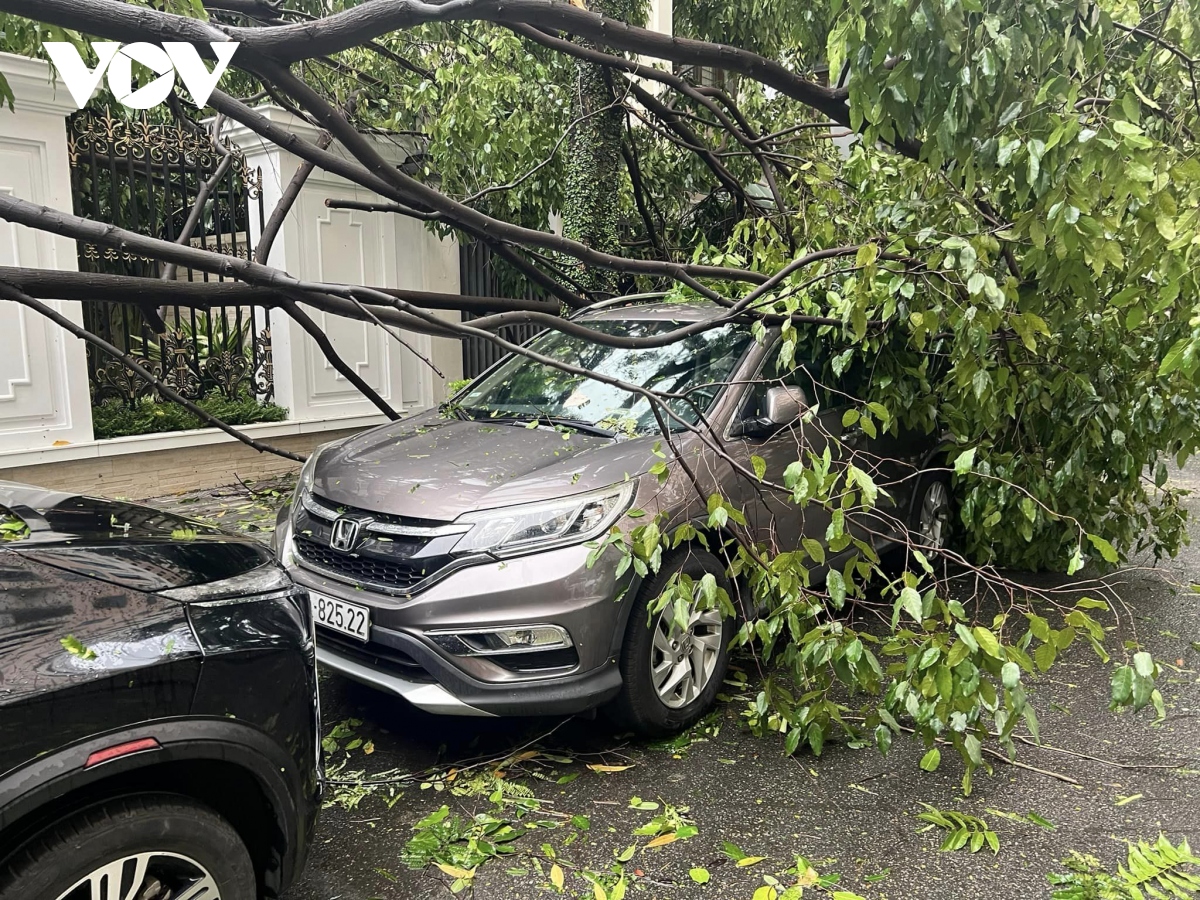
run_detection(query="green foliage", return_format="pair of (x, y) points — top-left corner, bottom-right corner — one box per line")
(132, 314), (255, 364)
(916, 803), (1000, 853)
(744, 856), (868, 900)
(1049, 837), (1200, 900)
(446, 378), (473, 398)
(59, 635), (97, 660)
(1121, 836), (1200, 899)
(1110, 652), (1166, 719)
(401, 804), (529, 886)
(601, 493), (1160, 790)
(0, 512), (29, 542)
(630, 798), (698, 843)
(321, 717), (363, 755)
(92, 392), (287, 439)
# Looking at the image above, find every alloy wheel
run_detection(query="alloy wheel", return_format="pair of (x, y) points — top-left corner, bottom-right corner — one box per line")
(649, 604), (724, 709)
(918, 480), (951, 550)
(55, 852), (221, 900)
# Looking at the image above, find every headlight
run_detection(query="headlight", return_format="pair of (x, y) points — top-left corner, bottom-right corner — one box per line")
(452, 482), (635, 557)
(159, 563), (295, 605)
(293, 445), (322, 506)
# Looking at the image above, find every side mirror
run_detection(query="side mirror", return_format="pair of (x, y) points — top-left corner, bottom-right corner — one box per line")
(734, 386), (809, 438)
(764, 385), (808, 426)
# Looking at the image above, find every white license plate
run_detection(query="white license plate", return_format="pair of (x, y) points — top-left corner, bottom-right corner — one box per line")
(312, 592), (371, 642)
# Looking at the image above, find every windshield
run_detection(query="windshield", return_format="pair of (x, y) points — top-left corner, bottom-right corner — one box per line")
(455, 318), (754, 435)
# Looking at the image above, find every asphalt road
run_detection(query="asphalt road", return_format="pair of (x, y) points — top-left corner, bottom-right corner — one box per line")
(162, 470), (1200, 900)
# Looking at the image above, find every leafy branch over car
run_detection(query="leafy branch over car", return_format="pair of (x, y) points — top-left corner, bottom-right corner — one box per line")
(0, 0), (1195, 789)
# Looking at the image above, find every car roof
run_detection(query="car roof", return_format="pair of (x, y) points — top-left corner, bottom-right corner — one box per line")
(574, 299), (728, 324)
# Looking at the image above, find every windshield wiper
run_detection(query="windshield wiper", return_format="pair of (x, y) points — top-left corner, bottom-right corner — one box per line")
(444, 405), (616, 438)
(534, 416), (616, 438)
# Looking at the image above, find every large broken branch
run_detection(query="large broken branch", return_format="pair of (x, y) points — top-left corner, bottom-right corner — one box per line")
(0, 267), (554, 317)
(6, 0), (848, 123)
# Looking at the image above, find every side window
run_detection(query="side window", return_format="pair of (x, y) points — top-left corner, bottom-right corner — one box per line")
(739, 345), (833, 422)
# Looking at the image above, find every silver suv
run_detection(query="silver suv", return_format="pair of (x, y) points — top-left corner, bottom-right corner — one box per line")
(275, 299), (945, 735)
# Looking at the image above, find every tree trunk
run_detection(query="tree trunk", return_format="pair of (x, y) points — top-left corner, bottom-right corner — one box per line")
(562, 0), (646, 297)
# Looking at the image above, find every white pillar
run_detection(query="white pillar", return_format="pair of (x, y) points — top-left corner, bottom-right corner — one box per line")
(223, 105), (462, 424)
(648, 0), (673, 38)
(0, 52), (95, 452)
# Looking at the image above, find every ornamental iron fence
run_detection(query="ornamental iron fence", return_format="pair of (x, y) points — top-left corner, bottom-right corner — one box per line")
(68, 108), (273, 408)
(458, 239), (544, 379)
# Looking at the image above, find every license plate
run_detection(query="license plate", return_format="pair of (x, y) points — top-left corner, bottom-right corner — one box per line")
(312, 592), (370, 642)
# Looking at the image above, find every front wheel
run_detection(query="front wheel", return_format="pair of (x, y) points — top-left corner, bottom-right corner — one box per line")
(606, 549), (734, 737)
(0, 794), (257, 900)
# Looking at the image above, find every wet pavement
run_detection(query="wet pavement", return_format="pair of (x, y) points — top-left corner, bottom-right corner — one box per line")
(157, 468), (1200, 900)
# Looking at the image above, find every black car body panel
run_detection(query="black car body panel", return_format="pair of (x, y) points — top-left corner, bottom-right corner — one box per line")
(0, 482), (320, 897)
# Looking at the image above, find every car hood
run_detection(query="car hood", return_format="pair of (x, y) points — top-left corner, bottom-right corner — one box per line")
(313, 410), (662, 519)
(0, 481), (273, 592)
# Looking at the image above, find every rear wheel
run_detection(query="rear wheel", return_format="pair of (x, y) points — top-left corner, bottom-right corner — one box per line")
(912, 472), (953, 551)
(0, 794), (256, 900)
(607, 549), (734, 737)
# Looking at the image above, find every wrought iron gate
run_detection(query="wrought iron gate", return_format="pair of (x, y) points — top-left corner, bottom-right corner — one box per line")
(458, 239), (544, 378)
(68, 109), (273, 406)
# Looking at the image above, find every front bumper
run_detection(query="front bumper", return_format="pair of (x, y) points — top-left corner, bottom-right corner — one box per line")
(316, 638), (623, 717)
(283, 524), (633, 717)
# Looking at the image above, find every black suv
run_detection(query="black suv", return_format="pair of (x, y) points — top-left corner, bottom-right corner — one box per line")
(0, 482), (320, 900)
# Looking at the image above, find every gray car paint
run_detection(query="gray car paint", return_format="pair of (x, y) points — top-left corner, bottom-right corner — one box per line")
(287, 300), (935, 715)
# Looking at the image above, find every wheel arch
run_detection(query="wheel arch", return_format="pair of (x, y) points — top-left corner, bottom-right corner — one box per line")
(0, 719), (312, 898)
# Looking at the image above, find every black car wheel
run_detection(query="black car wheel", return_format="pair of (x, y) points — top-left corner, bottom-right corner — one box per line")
(607, 549), (734, 737)
(0, 794), (256, 900)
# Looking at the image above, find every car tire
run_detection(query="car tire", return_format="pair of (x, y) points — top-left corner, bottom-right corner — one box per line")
(606, 548), (735, 738)
(901, 469), (956, 567)
(0, 793), (256, 900)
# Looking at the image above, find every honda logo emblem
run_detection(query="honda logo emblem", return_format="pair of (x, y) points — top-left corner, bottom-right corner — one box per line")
(329, 517), (362, 553)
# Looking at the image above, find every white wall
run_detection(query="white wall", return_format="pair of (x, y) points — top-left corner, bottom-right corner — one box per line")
(0, 52), (95, 453)
(224, 107), (462, 423)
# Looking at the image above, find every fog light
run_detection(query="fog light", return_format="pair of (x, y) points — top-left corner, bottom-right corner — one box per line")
(428, 625), (572, 656)
(485, 627), (571, 651)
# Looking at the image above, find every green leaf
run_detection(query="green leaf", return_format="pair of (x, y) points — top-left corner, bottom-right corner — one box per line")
(1001, 661), (1021, 689)
(920, 748), (941, 772)
(1158, 338), (1189, 376)
(1132, 651), (1155, 679)
(954, 447), (976, 474)
(1034, 641), (1057, 672)
(963, 734), (983, 767)
(1086, 534), (1119, 564)
(1108, 667), (1128, 710)
(972, 627), (1003, 659)
(751, 455), (767, 481)
(60, 635), (97, 660)
(899, 587), (923, 623)
(689, 868), (710, 884)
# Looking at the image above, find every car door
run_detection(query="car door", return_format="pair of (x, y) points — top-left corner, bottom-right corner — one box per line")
(725, 347), (844, 557)
(835, 356), (925, 548)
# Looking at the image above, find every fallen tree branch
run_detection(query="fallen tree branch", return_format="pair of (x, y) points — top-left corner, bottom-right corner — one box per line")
(0, 266), (556, 316)
(280, 299), (401, 419)
(254, 93), (361, 265)
(161, 113), (234, 285)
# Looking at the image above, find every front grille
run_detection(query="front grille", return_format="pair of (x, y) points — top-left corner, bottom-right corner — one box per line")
(295, 536), (446, 591)
(318, 629), (434, 682)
